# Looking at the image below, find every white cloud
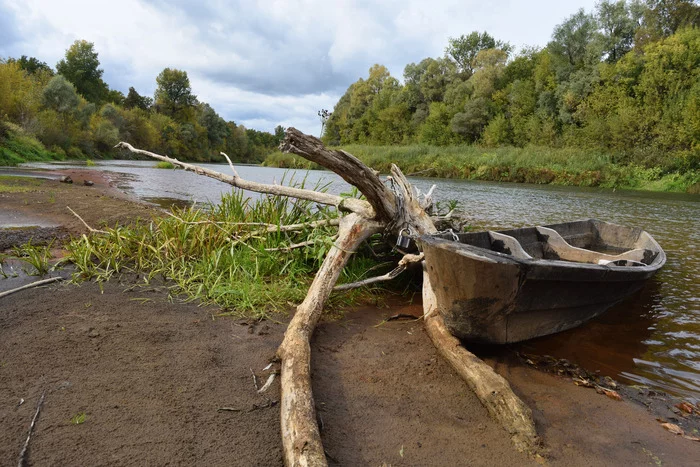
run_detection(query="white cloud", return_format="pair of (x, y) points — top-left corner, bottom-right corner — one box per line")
(0, 0), (597, 134)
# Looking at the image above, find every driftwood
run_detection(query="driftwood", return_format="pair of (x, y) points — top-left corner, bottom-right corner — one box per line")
(423, 273), (538, 452)
(277, 213), (382, 465)
(0, 277), (63, 300)
(116, 129), (539, 465)
(17, 390), (45, 467)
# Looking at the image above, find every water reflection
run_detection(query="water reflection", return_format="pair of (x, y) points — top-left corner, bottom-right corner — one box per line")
(21, 160), (700, 402)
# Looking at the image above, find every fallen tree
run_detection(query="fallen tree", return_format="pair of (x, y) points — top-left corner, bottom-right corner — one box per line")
(115, 128), (538, 466)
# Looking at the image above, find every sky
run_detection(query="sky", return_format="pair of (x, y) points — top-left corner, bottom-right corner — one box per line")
(0, 0), (598, 135)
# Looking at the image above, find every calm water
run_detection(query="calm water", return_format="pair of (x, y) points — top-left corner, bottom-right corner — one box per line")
(22, 160), (700, 402)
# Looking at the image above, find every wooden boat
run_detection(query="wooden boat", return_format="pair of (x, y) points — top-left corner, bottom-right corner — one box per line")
(418, 219), (666, 344)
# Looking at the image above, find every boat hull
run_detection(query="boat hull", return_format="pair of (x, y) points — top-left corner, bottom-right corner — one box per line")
(419, 219), (665, 344)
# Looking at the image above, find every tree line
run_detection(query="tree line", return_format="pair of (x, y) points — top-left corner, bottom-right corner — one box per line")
(0, 40), (283, 163)
(323, 0), (699, 175)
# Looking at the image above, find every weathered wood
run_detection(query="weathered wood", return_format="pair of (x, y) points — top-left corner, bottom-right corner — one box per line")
(280, 128), (395, 223)
(387, 164), (437, 236)
(0, 277), (63, 300)
(277, 213), (382, 467)
(422, 272), (539, 453)
(114, 142), (375, 218)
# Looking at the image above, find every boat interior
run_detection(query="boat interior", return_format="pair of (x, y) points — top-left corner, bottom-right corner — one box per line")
(440, 219), (660, 266)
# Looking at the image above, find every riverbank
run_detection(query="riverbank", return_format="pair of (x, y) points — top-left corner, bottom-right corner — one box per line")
(1, 172), (699, 465)
(264, 144), (700, 194)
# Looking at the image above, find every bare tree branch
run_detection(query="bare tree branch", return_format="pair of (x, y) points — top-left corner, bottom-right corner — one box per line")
(280, 128), (395, 222)
(115, 142), (375, 218)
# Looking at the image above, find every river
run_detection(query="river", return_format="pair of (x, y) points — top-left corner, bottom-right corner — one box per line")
(20, 160), (700, 403)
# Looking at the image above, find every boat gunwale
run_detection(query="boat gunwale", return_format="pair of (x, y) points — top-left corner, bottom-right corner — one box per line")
(417, 219), (667, 275)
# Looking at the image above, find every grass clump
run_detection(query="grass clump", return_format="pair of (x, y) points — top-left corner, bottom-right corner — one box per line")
(13, 239), (53, 276)
(155, 161), (175, 169)
(66, 177), (390, 319)
(70, 413), (86, 425)
(85, 159), (96, 166)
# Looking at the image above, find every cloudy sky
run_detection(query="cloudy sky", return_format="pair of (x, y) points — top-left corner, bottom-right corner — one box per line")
(1, 0), (597, 135)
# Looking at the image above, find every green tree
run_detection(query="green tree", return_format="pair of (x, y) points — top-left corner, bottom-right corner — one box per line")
(154, 68), (197, 119)
(42, 75), (80, 114)
(643, 0), (700, 38)
(445, 31), (512, 76)
(56, 40), (108, 103)
(419, 58), (457, 103)
(596, 0), (643, 62)
(123, 87), (153, 111)
(198, 102), (229, 148)
(549, 9), (603, 69)
(8, 55), (54, 76)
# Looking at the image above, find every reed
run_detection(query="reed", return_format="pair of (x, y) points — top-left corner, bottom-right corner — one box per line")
(264, 144), (698, 193)
(66, 178), (394, 318)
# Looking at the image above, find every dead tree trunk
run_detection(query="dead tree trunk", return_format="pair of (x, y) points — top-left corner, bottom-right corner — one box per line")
(115, 128), (539, 466)
(276, 214), (382, 466)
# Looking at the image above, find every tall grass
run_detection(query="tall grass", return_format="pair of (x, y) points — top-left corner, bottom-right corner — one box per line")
(0, 122), (64, 166)
(264, 144), (699, 193)
(66, 180), (394, 318)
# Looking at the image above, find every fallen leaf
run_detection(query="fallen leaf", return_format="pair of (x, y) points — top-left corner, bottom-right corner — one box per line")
(596, 387), (622, 401)
(660, 422), (684, 436)
(573, 378), (594, 388)
(675, 402), (695, 414)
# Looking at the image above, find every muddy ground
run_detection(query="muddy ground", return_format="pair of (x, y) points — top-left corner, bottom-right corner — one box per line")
(1, 173), (699, 466)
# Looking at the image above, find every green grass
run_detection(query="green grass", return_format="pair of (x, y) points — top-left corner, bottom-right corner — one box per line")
(66, 178), (395, 319)
(264, 144), (699, 193)
(85, 159), (96, 166)
(13, 239), (53, 276)
(0, 175), (44, 193)
(70, 412), (86, 425)
(155, 161), (175, 169)
(0, 122), (65, 166)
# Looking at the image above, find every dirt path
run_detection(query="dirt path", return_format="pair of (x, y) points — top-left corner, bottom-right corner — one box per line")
(1, 171), (698, 466)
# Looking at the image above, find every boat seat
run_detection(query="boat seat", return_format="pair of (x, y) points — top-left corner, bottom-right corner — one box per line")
(488, 231), (533, 260)
(535, 226), (647, 265)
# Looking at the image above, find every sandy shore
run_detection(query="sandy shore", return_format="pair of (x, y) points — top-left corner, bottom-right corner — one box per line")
(1, 172), (698, 466)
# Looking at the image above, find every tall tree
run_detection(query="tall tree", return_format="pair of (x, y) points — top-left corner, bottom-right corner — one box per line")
(549, 9), (602, 69)
(56, 40), (108, 103)
(198, 102), (229, 148)
(445, 31), (512, 76)
(644, 0), (700, 37)
(123, 86), (153, 111)
(596, 0), (643, 62)
(154, 68), (197, 119)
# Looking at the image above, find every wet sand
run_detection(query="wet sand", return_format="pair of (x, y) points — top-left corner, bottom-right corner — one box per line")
(1, 173), (698, 466)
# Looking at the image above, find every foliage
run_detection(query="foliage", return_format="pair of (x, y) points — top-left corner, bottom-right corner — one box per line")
(123, 86), (153, 111)
(56, 40), (108, 103)
(317, 2), (699, 192)
(42, 75), (80, 113)
(66, 182), (388, 317)
(154, 68), (197, 119)
(446, 31), (512, 76)
(1, 47), (280, 164)
(13, 239), (53, 276)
